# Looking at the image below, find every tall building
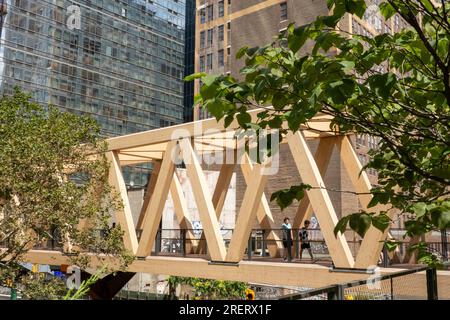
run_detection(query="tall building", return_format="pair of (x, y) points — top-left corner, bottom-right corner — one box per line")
(192, 0), (409, 226)
(194, 0), (330, 120)
(183, 0), (195, 122)
(0, 0), (186, 138)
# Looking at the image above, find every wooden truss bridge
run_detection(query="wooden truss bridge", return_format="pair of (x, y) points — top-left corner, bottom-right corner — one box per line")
(6, 109), (450, 296)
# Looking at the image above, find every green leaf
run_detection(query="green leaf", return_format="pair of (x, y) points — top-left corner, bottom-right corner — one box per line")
(379, 2), (396, 20)
(345, 0), (367, 18)
(368, 73), (397, 100)
(224, 114), (235, 128)
(411, 202), (427, 218)
(236, 111), (252, 128)
(202, 74), (219, 86)
(327, 0), (336, 9)
(321, 14), (342, 28)
(193, 93), (203, 106)
(268, 117), (283, 129)
(184, 72), (206, 81)
(430, 206), (450, 230)
(349, 213), (372, 237)
(372, 213), (391, 232)
(270, 190), (293, 210)
(339, 60), (355, 74)
(334, 215), (350, 237)
(273, 92), (288, 110)
(236, 46), (248, 59)
(200, 83), (220, 100)
(326, 79), (355, 104)
(246, 47), (259, 57)
(205, 99), (226, 120)
(385, 240), (399, 252)
(288, 25), (309, 54)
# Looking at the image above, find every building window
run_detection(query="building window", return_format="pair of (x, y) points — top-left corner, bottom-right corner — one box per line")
(280, 2), (288, 21)
(200, 55), (205, 72)
(227, 46), (231, 56)
(200, 8), (206, 24)
(207, 53), (213, 70)
(207, 5), (213, 21)
(227, 21), (231, 30)
(218, 25), (224, 41)
(394, 15), (400, 31)
(218, 49), (224, 67)
(218, 0), (224, 17)
(200, 31), (205, 48)
(207, 28), (213, 46)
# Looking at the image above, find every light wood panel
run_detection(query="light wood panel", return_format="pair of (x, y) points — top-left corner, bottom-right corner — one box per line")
(226, 162), (269, 262)
(288, 132), (354, 268)
(106, 151), (138, 254)
(136, 141), (177, 257)
(180, 138), (227, 262)
(293, 137), (337, 229)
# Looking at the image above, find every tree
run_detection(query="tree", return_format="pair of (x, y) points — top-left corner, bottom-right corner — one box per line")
(191, 0), (450, 266)
(0, 89), (132, 297)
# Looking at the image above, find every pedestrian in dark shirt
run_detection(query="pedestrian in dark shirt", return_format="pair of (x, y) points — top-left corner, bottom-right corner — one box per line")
(299, 220), (314, 260)
(281, 217), (293, 261)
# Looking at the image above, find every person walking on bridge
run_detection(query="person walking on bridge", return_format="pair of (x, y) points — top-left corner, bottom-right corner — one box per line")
(299, 220), (314, 261)
(281, 217), (293, 262)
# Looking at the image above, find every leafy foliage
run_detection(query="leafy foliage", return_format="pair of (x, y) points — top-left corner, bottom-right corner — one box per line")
(190, 1), (450, 263)
(167, 276), (247, 300)
(270, 184), (311, 210)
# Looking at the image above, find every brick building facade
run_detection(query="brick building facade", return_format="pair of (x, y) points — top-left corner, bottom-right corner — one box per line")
(192, 1), (410, 229)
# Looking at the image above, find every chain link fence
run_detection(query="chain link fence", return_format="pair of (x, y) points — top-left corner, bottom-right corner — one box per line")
(279, 267), (441, 300)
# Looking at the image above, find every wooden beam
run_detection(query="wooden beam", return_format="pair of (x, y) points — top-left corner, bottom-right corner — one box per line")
(240, 154), (282, 257)
(337, 136), (392, 268)
(106, 151), (138, 254)
(212, 163), (236, 218)
(180, 138), (227, 262)
(293, 137), (336, 229)
(194, 158), (235, 254)
(118, 152), (164, 163)
(226, 163), (269, 262)
(170, 172), (195, 252)
(136, 141), (177, 257)
(136, 160), (162, 230)
(107, 110), (335, 151)
(170, 172), (194, 230)
(288, 132), (354, 268)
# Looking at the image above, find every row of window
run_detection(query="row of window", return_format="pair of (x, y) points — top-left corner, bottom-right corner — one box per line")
(199, 22), (229, 48)
(356, 134), (379, 150)
(13, 0), (186, 41)
(8, 7), (185, 54)
(199, 0), (229, 24)
(199, 1), (287, 24)
(199, 48), (228, 71)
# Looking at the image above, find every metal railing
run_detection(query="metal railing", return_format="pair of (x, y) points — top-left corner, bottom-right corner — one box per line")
(2, 226), (448, 266)
(279, 266), (438, 300)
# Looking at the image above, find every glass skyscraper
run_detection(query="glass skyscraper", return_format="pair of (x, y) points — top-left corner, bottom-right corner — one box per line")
(183, 0), (194, 123)
(0, 0), (186, 138)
